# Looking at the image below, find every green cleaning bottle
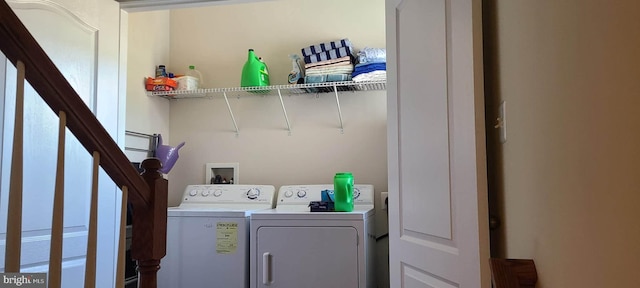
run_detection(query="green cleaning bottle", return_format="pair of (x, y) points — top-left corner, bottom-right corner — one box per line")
(241, 49), (270, 87)
(334, 172), (354, 212)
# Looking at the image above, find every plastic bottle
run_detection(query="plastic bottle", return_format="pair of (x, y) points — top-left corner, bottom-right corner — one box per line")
(241, 49), (270, 87)
(156, 65), (166, 77)
(334, 172), (354, 212)
(185, 65), (203, 89)
(288, 54), (304, 84)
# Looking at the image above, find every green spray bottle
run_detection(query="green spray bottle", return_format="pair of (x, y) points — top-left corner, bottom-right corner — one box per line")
(241, 49), (270, 87)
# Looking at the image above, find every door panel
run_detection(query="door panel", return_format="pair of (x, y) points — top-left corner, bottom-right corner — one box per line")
(387, 0), (490, 287)
(403, 264), (457, 288)
(397, 0), (451, 240)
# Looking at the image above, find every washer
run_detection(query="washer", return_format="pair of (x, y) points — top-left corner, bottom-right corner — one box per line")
(249, 184), (375, 288)
(159, 184), (276, 288)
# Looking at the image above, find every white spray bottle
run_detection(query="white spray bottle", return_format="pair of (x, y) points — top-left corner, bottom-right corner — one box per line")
(288, 54), (304, 84)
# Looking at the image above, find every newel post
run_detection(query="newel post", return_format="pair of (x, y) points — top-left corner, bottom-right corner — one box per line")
(132, 158), (167, 288)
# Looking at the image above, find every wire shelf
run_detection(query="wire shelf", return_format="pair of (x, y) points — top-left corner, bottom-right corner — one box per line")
(145, 79), (386, 135)
(146, 80), (386, 99)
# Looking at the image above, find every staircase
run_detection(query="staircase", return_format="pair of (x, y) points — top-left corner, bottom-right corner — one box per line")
(0, 1), (167, 287)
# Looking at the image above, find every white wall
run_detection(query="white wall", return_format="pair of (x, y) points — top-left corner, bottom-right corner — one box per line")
(165, 0), (387, 203)
(125, 10), (171, 162)
(164, 1), (389, 286)
(168, 0), (386, 88)
(485, 0), (640, 286)
(126, 0), (389, 286)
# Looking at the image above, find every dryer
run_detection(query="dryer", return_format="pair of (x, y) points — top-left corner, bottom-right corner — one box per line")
(158, 184), (276, 288)
(249, 184), (375, 288)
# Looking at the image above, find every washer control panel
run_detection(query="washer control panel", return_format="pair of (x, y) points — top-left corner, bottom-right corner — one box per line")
(180, 185), (275, 204)
(277, 184), (374, 206)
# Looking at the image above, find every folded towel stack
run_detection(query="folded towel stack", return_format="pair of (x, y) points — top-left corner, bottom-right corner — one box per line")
(301, 38), (355, 84)
(352, 47), (387, 82)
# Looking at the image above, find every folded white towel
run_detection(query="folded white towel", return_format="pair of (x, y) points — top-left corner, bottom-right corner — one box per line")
(352, 71), (387, 82)
(306, 65), (354, 76)
(305, 56), (351, 69)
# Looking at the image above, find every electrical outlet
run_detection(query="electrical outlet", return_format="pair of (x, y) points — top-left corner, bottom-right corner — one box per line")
(380, 192), (389, 211)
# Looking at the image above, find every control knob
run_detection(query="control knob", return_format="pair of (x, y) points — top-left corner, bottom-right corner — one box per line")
(213, 189), (223, 197)
(354, 187), (361, 199)
(296, 190), (307, 198)
(247, 188), (260, 200)
(284, 190), (293, 198)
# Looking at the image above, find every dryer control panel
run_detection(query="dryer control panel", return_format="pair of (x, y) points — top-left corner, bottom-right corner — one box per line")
(277, 184), (374, 206)
(180, 185), (276, 205)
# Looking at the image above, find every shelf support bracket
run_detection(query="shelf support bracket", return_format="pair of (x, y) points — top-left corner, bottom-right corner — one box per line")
(334, 84), (344, 134)
(223, 92), (239, 136)
(277, 88), (292, 135)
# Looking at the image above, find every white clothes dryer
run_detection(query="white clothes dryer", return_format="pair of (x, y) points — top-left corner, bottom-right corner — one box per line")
(158, 184), (276, 288)
(249, 184), (375, 288)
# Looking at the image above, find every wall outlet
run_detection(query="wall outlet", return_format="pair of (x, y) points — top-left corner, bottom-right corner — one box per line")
(380, 192), (389, 211)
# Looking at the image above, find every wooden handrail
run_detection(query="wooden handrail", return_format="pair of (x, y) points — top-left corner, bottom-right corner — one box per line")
(0, 0), (150, 207)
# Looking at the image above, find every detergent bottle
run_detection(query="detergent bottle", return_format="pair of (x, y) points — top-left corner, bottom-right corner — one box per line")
(241, 49), (270, 87)
(185, 65), (203, 89)
(333, 172), (354, 212)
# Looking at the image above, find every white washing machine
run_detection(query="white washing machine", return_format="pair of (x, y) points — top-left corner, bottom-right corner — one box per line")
(249, 184), (375, 288)
(158, 184), (276, 288)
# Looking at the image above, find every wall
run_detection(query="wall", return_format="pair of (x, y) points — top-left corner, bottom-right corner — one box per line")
(165, 1), (388, 286)
(125, 10), (171, 162)
(166, 0), (386, 204)
(168, 0), (386, 88)
(484, 0), (640, 286)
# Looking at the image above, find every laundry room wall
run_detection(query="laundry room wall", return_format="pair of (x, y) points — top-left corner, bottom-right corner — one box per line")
(162, 1), (389, 286)
(165, 0), (387, 207)
(125, 10), (171, 162)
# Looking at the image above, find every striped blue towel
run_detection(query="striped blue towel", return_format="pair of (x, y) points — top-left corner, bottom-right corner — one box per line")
(352, 62), (386, 78)
(303, 46), (353, 64)
(301, 38), (352, 57)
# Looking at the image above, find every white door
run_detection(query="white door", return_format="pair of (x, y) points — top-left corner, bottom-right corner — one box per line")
(386, 0), (490, 287)
(0, 1), (123, 287)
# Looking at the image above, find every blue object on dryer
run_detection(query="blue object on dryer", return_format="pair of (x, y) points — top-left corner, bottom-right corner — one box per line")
(321, 189), (335, 202)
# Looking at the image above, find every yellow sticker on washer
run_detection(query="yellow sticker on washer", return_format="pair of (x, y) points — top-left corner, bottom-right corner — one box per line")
(216, 222), (238, 254)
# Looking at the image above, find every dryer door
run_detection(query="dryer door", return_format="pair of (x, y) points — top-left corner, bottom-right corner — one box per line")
(257, 226), (359, 287)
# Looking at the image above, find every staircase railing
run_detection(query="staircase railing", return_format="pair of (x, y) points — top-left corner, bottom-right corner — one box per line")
(0, 1), (166, 287)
